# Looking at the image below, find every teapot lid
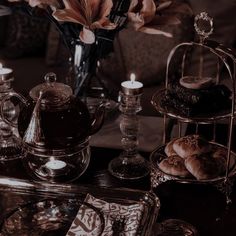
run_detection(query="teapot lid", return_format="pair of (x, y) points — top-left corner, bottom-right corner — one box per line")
(29, 72), (73, 106)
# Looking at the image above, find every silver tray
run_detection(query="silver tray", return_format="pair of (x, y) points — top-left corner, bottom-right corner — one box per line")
(150, 142), (236, 185)
(151, 89), (232, 123)
(0, 176), (160, 236)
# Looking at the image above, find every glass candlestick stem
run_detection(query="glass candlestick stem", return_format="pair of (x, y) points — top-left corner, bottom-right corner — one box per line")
(108, 91), (150, 180)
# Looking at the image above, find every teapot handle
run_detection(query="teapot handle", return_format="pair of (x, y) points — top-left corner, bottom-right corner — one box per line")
(89, 103), (106, 135)
(0, 91), (27, 127)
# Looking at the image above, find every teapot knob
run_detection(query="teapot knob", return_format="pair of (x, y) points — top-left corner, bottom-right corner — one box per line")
(44, 72), (57, 84)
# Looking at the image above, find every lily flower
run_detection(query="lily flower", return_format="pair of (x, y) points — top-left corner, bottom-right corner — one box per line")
(8, 0), (60, 9)
(52, 0), (117, 44)
(128, 0), (181, 37)
(29, 0), (60, 9)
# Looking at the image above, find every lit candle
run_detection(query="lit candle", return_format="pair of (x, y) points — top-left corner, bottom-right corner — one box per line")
(121, 73), (143, 95)
(0, 63), (13, 81)
(45, 158), (67, 170)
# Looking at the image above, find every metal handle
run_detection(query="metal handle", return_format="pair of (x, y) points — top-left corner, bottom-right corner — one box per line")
(0, 91), (27, 127)
(89, 103), (105, 135)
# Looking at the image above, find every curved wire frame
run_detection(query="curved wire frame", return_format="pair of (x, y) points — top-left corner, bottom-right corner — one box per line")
(150, 12), (236, 203)
(165, 40), (236, 181)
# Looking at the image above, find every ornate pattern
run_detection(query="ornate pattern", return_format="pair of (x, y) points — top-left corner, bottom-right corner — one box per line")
(194, 12), (213, 41)
(67, 194), (144, 236)
(215, 177), (235, 204)
(150, 166), (175, 188)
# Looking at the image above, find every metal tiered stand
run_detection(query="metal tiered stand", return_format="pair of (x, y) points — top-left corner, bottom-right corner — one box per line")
(150, 12), (236, 203)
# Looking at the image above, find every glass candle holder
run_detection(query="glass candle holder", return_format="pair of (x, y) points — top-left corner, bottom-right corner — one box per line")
(108, 90), (150, 180)
(0, 63), (23, 161)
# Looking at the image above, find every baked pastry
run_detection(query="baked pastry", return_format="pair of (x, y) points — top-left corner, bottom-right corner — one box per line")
(180, 76), (215, 90)
(184, 154), (221, 180)
(168, 83), (231, 106)
(212, 146), (236, 172)
(158, 155), (191, 178)
(160, 82), (232, 116)
(164, 138), (178, 157)
(173, 135), (211, 159)
(212, 147), (227, 174)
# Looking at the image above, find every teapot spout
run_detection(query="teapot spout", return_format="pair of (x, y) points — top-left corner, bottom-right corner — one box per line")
(89, 104), (105, 135)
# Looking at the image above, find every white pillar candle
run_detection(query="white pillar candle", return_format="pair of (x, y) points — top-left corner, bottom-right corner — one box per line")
(121, 73), (143, 95)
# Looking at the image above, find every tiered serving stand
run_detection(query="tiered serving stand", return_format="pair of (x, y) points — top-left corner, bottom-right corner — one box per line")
(150, 12), (236, 203)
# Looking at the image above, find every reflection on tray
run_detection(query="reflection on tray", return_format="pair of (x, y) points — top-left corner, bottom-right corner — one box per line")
(0, 177), (160, 236)
(150, 143), (236, 183)
(1, 199), (84, 236)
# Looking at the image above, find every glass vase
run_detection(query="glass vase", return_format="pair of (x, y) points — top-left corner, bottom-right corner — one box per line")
(67, 38), (117, 115)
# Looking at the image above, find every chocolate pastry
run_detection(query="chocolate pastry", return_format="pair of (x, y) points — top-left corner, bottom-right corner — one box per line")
(160, 82), (232, 116)
(168, 83), (231, 106)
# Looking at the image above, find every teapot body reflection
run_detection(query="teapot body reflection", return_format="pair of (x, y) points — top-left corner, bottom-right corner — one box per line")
(1, 73), (105, 182)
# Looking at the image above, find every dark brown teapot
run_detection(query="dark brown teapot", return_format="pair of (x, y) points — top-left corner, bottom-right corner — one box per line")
(1, 72), (105, 150)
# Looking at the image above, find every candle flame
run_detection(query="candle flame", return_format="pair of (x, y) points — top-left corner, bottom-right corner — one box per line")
(0, 63), (2, 69)
(130, 73), (136, 83)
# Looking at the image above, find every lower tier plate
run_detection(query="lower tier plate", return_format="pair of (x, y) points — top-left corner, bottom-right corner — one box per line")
(150, 142), (236, 184)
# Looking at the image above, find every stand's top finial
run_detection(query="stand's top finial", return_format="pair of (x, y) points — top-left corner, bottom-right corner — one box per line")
(194, 12), (213, 42)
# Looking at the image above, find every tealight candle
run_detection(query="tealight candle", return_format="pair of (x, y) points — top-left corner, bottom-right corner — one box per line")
(0, 63), (13, 81)
(45, 158), (67, 170)
(121, 73), (143, 95)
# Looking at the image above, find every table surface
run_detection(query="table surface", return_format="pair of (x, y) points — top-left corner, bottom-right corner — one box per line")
(0, 146), (236, 236)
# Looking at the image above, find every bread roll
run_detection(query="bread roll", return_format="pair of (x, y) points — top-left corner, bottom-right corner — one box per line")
(158, 155), (191, 178)
(173, 135), (211, 159)
(211, 148), (227, 174)
(179, 76), (215, 90)
(185, 154), (221, 180)
(212, 146), (236, 172)
(164, 138), (178, 157)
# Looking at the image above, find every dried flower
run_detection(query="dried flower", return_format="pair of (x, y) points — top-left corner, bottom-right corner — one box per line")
(52, 0), (117, 44)
(8, 0), (59, 9)
(128, 0), (181, 37)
